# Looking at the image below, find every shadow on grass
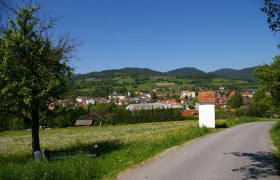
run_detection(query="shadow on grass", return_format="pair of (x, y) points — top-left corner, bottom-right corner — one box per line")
(224, 151), (280, 179)
(44, 140), (124, 158)
(95, 140), (123, 156)
(1, 140), (124, 163)
(215, 123), (228, 128)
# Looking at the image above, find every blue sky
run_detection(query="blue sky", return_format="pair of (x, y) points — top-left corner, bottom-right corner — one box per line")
(39, 0), (279, 74)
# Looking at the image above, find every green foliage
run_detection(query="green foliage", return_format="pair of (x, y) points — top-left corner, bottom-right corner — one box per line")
(262, 0), (280, 33)
(270, 120), (280, 170)
(0, 3), (78, 151)
(271, 120), (280, 150)
(226, 92), (244, 108)
(0, 6), (72, 112)
(252, 89), (274, 117)
(235, 106), (256, 117)
(254, 55), (280, 113)
(189, 97), (198, 109)
(0, 103), (185, 130)
(40, 106), (87, 128)
(84, 104), (185, 125)
(216, 108), (236, 119)
(112, 108), (184, 124)
(216, 117), (270, 128)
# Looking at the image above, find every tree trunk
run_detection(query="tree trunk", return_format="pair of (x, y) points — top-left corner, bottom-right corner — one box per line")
(31, 108), (40, 153)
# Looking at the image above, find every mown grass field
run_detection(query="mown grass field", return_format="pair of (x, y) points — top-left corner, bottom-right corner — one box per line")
(0, 117), (274, 179)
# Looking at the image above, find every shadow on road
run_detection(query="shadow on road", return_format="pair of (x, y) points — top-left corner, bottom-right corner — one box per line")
(224, 151), (279, 180)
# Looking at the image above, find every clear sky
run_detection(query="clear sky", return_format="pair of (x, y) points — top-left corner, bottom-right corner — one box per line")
(36, 0), (279, 73)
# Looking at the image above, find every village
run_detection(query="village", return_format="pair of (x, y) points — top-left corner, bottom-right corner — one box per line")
(48, 87), (255, 120)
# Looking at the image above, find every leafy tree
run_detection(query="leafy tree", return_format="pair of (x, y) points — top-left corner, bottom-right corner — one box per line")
(226, 93), (244, 109)
(150, 92), (158, 102)
(252, 89), (274, 117)
(254, 55), (280, 113)
(189, 97), (198, 109)
(0, 3), (79, 153)
(261, 0), (280, 33)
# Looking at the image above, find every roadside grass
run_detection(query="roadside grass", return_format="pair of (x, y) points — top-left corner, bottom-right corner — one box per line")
(0, 117), (272, 179)
(216, 116), (272, 128)
(270, 120), (280, 172)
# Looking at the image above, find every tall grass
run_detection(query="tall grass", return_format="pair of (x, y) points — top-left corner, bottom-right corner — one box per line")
(216, 117), (271, 128)
(0, 118), (271, 179)
(0, 121), (211, 179)
(270, 120), (280, 171)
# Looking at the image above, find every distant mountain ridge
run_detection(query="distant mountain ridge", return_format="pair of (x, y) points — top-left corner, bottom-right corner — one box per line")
(73, 66), (257, 81)
(73, 67), (163, 79)
(210, 67), (256, 81)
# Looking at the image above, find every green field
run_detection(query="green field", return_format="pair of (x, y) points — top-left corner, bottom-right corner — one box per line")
(0, 120), (212, 179)
(73, 75), (258, 97)
(0, 118), (272, 179)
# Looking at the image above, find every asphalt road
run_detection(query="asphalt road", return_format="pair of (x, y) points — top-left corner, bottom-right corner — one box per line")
(118, 122), (279, 180)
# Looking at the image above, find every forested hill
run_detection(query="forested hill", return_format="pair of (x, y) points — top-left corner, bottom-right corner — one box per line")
(210, 67), (257, 81)
(165, 67), (206, 77)
(73, 66), (257, 81)
(73, 67), (163, 79)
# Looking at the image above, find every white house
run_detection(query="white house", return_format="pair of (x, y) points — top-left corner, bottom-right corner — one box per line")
(108, 92), (126, 100)
(76, 96), (95, 105)
(180, 90), (196, 99)
(198, 91), (216, 128)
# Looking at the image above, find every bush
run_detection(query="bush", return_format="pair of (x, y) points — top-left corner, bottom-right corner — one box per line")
(216, 108), (236, 119)
(111, 108), (184, 124)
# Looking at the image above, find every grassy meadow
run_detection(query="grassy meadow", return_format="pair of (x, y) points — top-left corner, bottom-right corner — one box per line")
(0, 120), (212, 179)
(0, 117), (274, 179)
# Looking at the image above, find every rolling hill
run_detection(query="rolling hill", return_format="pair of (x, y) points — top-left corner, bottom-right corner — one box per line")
(210, 67), (256, 81)
(165, 67), (206, 77)
(73, 66), (257, 81)
(73, 67), (163, 80)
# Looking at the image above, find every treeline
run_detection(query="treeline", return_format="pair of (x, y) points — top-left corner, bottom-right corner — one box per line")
(0, 104), (185, 131)
(82, 104), (184, 125)
(0, 106), (88, 131)
(111, 108), (184, 124)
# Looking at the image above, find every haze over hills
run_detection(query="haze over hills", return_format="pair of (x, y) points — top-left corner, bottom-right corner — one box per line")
(74, 66), (257, 81)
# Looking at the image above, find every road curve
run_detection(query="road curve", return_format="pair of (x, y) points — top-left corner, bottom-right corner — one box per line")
(118, 122), (279, 180)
